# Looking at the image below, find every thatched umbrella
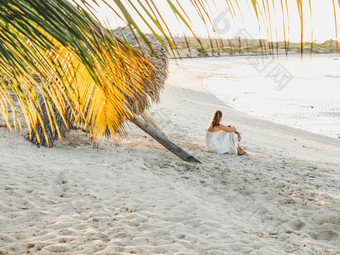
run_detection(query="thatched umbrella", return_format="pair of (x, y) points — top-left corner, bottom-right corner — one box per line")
(112, 27), (169, 111)
(27, 27), (200, 163)
(26, 27), (167, 144)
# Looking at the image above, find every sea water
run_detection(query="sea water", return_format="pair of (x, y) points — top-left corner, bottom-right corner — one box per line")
(180, 54), (340, 139)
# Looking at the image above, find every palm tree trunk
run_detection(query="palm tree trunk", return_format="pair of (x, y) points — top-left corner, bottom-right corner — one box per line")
(140, 112), (163, 133)
(131, 115), (201, 163)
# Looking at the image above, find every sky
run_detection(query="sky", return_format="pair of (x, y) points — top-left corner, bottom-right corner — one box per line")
(85, 0), (340, 43)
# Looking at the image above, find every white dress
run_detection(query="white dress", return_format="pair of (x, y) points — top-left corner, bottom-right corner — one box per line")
(205, 130), (238, 154)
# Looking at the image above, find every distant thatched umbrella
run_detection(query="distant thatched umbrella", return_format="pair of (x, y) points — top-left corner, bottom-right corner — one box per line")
(27, 27), (168, 146)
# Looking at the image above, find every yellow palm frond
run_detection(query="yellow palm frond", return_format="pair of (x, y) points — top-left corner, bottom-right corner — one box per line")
(0, 1), (164, 146)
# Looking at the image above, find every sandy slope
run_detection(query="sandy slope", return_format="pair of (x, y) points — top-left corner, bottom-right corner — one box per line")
(0, 60), (339, 254)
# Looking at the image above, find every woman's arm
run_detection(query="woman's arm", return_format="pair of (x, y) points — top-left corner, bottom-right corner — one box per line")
(219, 124), (237, 133)
(220, 124), (242, 141)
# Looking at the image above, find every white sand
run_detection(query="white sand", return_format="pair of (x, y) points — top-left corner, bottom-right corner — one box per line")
(0, 60), (339, 254)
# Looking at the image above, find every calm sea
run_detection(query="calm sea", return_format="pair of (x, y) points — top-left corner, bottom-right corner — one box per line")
(179, 54), (340, 140)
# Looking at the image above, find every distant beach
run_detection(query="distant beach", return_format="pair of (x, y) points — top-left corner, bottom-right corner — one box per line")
(179, 54), (340, 140)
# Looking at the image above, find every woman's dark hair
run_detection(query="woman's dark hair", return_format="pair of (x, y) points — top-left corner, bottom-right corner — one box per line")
(209, 110), (222, 128)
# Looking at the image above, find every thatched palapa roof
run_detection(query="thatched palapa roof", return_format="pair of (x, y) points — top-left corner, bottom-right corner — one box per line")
(27, 27), (169, 147)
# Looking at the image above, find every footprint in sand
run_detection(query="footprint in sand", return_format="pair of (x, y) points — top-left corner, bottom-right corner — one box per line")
(51, 172), (70, 197)
(288, 219), (307, 231)
(313, 215), (340, 225)
(310, 230), (339, 241)
(279, 218), (307, 234)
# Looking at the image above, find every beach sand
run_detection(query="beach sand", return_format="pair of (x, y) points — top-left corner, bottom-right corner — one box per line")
(0, 60), (339, 254)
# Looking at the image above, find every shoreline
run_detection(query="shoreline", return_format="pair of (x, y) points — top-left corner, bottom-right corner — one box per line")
(164, 60), (340, 165)
(178, 55), (340, 141)
(168, 51), (340, 60)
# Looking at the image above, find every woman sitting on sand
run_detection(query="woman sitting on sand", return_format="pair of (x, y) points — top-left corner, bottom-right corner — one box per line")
(205, 110), (248, 156)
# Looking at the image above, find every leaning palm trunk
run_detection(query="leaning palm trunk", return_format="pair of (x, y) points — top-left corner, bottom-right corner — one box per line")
(131, 115), (201, 163)
(27, 27), (201, 163)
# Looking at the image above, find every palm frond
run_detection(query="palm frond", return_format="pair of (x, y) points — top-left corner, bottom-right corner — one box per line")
(0, 0), (164, 146)
(1, 0), (339, 147)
